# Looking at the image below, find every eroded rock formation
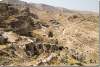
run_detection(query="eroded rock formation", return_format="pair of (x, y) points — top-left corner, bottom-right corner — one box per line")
(0, 0), (99, 66)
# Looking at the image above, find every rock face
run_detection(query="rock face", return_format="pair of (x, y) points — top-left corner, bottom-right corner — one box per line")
(0, 0), (99, 66)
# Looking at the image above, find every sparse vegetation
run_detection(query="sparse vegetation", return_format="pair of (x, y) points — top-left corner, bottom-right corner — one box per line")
(0, 0), (99, 66)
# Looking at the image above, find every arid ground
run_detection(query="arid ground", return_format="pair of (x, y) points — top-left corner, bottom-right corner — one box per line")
(0, 0), (99, 66)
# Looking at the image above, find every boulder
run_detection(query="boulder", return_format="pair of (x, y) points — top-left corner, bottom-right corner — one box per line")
(2, 31), (19, 42)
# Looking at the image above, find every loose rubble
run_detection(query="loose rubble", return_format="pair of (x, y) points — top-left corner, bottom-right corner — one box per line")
(0, 0), (99, 66)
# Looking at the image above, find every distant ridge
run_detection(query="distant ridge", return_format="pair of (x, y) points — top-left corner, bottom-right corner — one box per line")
(0, 0), (98, 14)
(0, 0), (27, 5)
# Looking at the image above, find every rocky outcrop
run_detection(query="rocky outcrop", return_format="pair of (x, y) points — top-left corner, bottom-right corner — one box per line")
(0, 1), (99, 66)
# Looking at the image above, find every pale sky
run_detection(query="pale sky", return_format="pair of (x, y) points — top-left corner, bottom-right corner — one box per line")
(21, 0), (99, 12)
(0, 0), (99, 12)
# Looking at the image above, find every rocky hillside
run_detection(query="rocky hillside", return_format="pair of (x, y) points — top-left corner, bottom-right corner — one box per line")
(0, 0), (99, 66)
